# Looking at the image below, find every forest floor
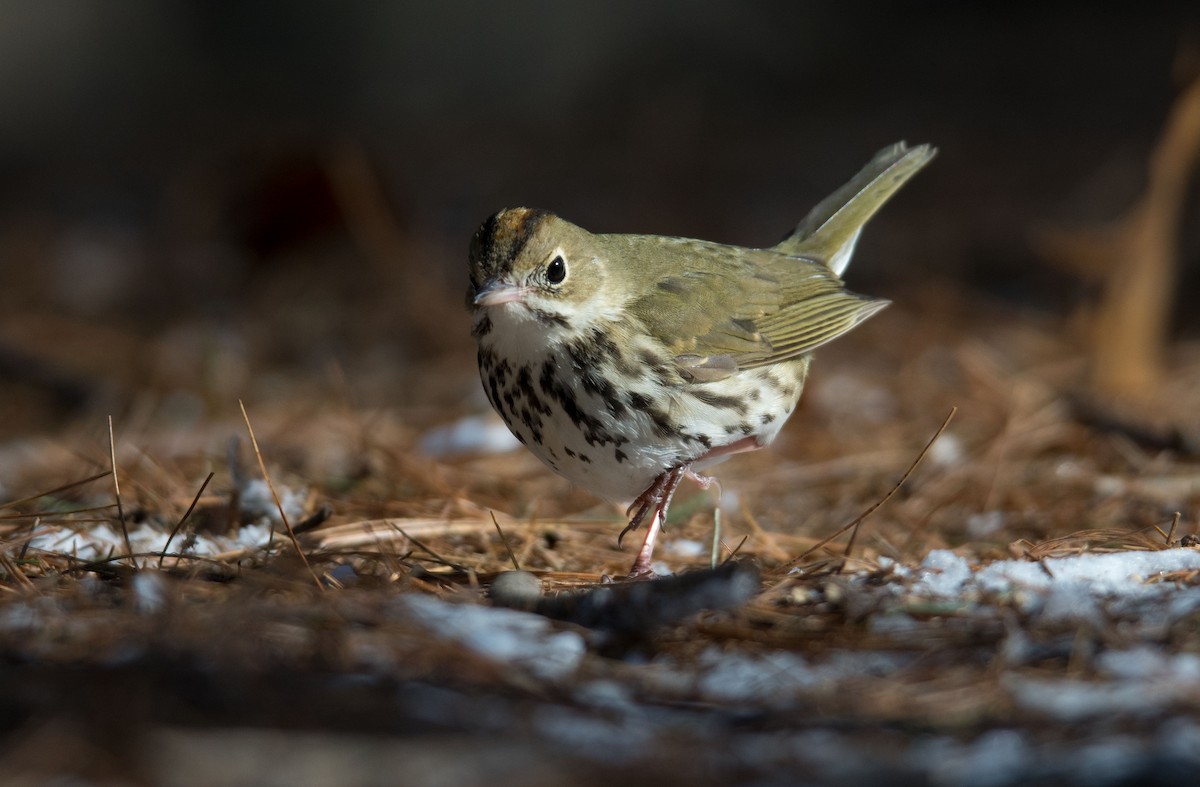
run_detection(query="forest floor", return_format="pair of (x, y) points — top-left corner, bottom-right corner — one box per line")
(3, 281), (1200, 786)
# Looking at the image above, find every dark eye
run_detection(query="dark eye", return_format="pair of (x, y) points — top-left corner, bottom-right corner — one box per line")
(546, 255), (567, 284)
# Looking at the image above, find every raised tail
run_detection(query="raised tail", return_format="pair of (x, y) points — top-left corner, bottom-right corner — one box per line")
(773, 142), (936, 275)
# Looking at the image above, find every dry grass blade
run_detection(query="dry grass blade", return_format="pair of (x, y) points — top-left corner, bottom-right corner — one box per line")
(107, 415), (134, 565)
(1155, 511), (1182, 545)
(239, 400), (322, 590)
(396, 528), (468, 573)
(307, 517), (617, 550)
(1011, 527), (1170, 560)
(0, 550), (35, 591)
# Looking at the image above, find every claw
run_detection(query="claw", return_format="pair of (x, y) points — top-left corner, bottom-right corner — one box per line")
(618, 443), (753, 576)
(619, 465), (690, 576)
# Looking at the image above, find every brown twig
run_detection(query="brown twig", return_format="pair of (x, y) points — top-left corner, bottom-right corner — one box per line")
(0, 504), (117, 521)
(773, 407), (957, 576)
(396, 528), (468, 572)
(159, 472), (215, 568)
(1150, 512), (1185, 547)
(490, 511), (521, 571)
(0, 551), (35, 591)
(0, 470), (112, 512)
(723, 534), (750, 564)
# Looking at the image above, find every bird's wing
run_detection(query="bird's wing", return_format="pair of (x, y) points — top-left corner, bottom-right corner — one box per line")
(623, 241), (887, 382)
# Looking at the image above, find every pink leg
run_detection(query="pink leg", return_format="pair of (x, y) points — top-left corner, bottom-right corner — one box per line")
(619, 436), (762, 577)
(627, 509), (663, 577)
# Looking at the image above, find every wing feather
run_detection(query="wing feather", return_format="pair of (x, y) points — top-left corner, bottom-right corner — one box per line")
(621, 239), (887, 380)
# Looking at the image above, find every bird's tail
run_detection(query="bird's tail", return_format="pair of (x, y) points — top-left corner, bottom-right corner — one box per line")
(773, 141), (936, 276)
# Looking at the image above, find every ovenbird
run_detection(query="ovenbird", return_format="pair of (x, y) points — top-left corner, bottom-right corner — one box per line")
(469, 142), (935, 576)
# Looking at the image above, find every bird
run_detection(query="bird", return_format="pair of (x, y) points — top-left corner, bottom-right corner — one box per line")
(468, 142), (935, 576)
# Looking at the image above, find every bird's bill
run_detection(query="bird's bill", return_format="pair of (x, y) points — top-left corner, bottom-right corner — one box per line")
(473, 281), (530, 307)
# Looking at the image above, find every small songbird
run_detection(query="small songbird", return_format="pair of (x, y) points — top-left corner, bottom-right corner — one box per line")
(468, 142), (935, 576)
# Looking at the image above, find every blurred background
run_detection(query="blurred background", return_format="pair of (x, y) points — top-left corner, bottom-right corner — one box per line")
(5, 9), (1200, 781)
(1, 1), (1198, 447)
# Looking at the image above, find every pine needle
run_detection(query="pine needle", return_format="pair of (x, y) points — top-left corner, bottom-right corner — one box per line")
(108, 415), (135, 566)
(775, 406), (957, 575)
(239, 400), (322, 590)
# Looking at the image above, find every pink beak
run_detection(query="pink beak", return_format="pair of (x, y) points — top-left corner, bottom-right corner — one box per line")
(473, 282), (529, 307)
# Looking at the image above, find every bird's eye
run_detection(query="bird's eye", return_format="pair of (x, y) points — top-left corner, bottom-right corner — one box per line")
(546, 255), (567, 284)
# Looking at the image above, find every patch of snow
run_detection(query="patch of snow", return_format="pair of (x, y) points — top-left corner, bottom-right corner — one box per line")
(664, 538), (706, 558)
(910, 549), (973, 597)
(532, 705), (647, 759)
(239, 479), (308, 524)
(913, 728), (1032, 787)
(692, 647), (911, 705)
(867, 612), (921, 634)
(25, 517), (276, 566)
(649, 560), (675, 576)
(928, 430), (965, 466)
(419, 414), (522, 457)
(235, 522), (274, 550)
(132, 571), (166, 614)
(1098, 647), (1200, 682)
(574, 679), (635, 711)
(975, 549), (1200, 597)
(1038, 582), (1103, 624)
(907, 548), (1200, 624)
(1006, 676), (1181, 722)
(695, 649), (820, 704)
(396, 594), (585, 683)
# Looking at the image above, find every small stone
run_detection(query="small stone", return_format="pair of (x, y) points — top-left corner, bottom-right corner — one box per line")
(490, 570), (543, 610)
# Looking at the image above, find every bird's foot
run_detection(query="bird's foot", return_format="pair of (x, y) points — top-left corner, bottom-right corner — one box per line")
(621, 464), (719, 577)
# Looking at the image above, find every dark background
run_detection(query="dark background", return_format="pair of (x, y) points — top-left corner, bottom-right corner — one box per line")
(1, 2), (1198, 435)
(4, 10), (1200, 783)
